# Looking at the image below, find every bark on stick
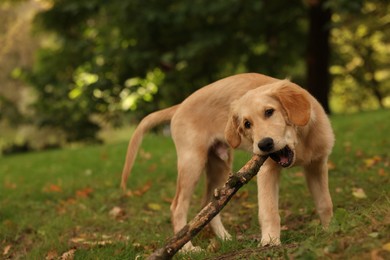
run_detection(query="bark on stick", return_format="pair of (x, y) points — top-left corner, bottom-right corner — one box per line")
(147, 154), (268, 260)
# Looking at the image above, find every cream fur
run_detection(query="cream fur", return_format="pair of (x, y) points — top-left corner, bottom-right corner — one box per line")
(121, 73), (334, 251)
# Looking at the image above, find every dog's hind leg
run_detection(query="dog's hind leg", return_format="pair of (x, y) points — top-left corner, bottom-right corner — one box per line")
(170, 146), (208, 251)
(204, 142), (233, 240)
(304, 158), (333, 228)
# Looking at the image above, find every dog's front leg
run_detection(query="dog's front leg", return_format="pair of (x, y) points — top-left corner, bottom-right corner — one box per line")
(257, 161), (282, 246)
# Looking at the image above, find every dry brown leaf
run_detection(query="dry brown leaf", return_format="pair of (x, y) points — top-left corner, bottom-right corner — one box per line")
(45, 250), (58, 260)
(327, 160), (336, 170)
(294, 171), (304, 177)
(207, 238), (221, 253)
(147, 164), (157, 172)
(3, 245), (11, 256)
(355, 149), (364, 158)
(364, 156), (382, 168)
(343, 142), (351, 153)
(242, 202), (257, 209)
(132, 181), (152, 196)
(370, 249), (384, 260)
(69, 233), (130, 249)
(235, 190), (249, 200)
(76, 187), (93, 198)
(139, 149), (152, 160)
(383, 242), (390, 252)
(109, 206), (126, 219)
(61, 249), (76, 260)
(4, 180), (17, 190)
(162, 197), (173, 204)
(281, 225), (289, 231)
(43, 184), (62, 193)
(378, 168), (387, 176)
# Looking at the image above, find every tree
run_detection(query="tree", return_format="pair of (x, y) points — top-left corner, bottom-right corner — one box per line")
(306, 0), (332, 114)
(0, 0), (44, 153)
(27, 0), (307, 142)
(330, 0), (390, 112)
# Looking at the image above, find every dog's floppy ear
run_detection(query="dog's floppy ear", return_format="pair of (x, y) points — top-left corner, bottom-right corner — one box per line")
(225, 111), (241, 148)
(274, 82), (311, 126)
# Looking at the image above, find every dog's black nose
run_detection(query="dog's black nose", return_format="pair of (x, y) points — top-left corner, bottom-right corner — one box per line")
(258, 137), (274, 152)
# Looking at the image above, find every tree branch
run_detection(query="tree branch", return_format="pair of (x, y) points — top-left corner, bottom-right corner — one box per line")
(148, 154), (268, 260)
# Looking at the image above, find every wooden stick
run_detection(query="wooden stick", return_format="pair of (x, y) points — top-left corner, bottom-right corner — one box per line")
(148, 154), (268, 260)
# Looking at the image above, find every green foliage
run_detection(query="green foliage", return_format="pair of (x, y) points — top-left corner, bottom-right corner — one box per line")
(330, 0), (390, 112)
(20, 0), (390, 143)
(27, 0), (307, 141)
(0, 109), (389, 259)
(0, 95), (22, 126)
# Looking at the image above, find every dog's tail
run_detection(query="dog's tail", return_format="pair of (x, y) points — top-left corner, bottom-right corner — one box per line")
(120, 105), (180, 191)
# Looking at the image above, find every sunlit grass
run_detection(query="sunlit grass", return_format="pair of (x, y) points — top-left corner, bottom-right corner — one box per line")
(0, 109), (389, 259)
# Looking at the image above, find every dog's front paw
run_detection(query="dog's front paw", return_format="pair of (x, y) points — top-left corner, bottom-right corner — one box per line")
(216, 229), (232, 241)
(179, 242), (204, 254)
(259, 236), (281, 247)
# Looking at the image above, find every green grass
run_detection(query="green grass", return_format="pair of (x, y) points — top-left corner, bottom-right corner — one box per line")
(1, 109), (390, 259)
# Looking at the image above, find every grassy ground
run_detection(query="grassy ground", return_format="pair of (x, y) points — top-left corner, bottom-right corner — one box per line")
(1, 109), (389, 259)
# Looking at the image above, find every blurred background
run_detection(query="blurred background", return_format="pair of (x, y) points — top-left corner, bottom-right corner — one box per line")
(0, 0), (389, 155)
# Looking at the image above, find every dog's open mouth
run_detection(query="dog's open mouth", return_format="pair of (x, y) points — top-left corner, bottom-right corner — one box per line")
(269, 146), (294, 167)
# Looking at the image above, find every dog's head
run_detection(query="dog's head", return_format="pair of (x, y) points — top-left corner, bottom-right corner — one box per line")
(224, 80), (311, 167)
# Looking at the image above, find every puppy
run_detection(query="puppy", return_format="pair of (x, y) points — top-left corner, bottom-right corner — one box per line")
(121, 73), (334, 251)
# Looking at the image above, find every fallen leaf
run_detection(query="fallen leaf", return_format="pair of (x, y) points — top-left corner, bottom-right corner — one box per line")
(43, 184), (62, 193)
(4, 180), (17, 190)
(147, 203), (162, 211)
(378, 168), (387, 177)
(352, 188), (367, 199)
(132, 242), (143, 250)
(369, 232), (379, 238)
(69, 237), (85, 244)
(132, 181), (152, 196)
(370, 249), (383, 260)
(162, 197), (173, 204)
(109, 206), (126, 219)
(327, 160), (336, 170)
(383, 242), (390, 252)
(235, 190), (249, 200)
(207, 238), (221, 253)
(281, 225), (289, 231)
(3, 245), (11, 256)
(76, 187), (93, 198)
(355, 149), (364, 158)
(343, 142), (351, 153)
(364, 156), (382, 168)
(69, 234), (129, 249)
(294, 171), (304, 177)
(147, 164), (157, 172)
(100, 152), (108, 161)
(45, 250), (58, 260)
(84, 169), (93, 176)
(61, 249), (75, 260)
(242, 202), (257, 209)
(139, 149), (152, 160)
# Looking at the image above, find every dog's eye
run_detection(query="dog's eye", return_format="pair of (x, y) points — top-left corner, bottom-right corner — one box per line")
(265, 108), (275, 118)
(244, 120), (251, 129)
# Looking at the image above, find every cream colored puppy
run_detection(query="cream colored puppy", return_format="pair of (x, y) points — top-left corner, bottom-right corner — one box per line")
(121, 73), (334, 251)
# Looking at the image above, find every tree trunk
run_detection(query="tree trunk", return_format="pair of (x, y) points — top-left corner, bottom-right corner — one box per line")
(306, 0), (332, 114)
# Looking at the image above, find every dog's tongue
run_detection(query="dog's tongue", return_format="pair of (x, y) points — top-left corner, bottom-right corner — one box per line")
(279, 155), (289, 165)
(269, 146), (293, 167)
